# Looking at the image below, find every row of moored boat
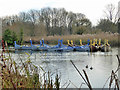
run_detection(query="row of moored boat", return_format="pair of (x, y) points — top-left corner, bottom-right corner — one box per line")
(14, 39), (111, 52)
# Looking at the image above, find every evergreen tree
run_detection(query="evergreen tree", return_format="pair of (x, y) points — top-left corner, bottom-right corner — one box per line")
(3, 29), (12, 46)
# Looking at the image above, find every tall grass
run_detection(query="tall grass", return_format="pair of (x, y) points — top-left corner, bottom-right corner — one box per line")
(0, 41), (60, 89)
(24, 33), (119, 47)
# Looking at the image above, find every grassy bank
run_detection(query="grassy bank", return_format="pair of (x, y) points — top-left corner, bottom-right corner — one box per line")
(24, 33), (119, 47)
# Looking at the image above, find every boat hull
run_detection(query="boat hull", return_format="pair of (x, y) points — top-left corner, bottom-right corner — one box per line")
(15, 45), (31, 50)
(100, 45), (111, 52)
(48, 46), (74, 52)
(56, 47), (74, 52)
(89, 45), (98, 52)
(73, 45), (90, 52)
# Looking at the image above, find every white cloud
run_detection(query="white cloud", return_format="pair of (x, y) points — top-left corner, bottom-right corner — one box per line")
(0, 0), (119, 25)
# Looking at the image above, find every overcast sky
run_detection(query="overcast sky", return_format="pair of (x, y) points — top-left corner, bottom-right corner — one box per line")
(0, 0), (119, 25)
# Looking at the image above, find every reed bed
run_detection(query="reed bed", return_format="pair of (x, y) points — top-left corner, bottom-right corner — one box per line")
(0, 42), (60, 89)
(24, 33), (119, 47)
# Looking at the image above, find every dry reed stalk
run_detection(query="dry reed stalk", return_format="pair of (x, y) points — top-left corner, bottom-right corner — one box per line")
(83, 70), (92, 90)
(103, 55), (120, 89)
(70, 60), (92, 90)
(24, 33), (118, 46)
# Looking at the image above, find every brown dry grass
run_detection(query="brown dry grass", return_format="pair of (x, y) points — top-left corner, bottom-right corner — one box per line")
(24, 32), (119, 46)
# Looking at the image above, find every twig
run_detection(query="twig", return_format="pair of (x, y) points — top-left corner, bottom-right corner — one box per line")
(103, 55), (120, 89)
(70, 60), (88, 84)
(70, 60), (92, 90)
(69, 80), (78, 88)
(109, 70), (114, 89)
(61, 81), (68, 88)
(83, 69), (92, 90)
(116, 55), (120, 66)
(79, 82), (86, 89)
(65, 82), (70, 89)
(112, 70), (119, 89)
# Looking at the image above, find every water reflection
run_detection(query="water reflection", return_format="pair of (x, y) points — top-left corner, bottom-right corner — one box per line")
(9, 48), (119, 88)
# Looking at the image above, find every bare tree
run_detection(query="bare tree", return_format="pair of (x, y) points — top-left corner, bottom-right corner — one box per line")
(104, 4), (119, 23)
(27, 9), (38, 36)
(36, 10), (43, 23)
(67, 12), (76, 34)
(2, 7), (92, 36)
(19, 12), (29, 23)
(58, 8), (68, 27)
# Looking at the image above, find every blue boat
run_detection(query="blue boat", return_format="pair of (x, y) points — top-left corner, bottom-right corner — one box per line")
(14, 41), (31, 50)
(48, 39), (74, 52)
(30, 40), (40, 50)
(40, 40), (51, 51)
(47, 40), (60, 51)
(14, 39), (90, 52)
(30, 40), (51, 51)
(73, 45), (90, 52)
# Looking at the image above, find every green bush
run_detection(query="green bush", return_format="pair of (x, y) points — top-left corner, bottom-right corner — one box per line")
(3, 29), (13, 46)
(3, 29), (18, 46)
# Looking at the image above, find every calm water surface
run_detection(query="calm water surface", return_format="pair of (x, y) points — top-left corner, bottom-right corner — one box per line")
(9, 48), (119, 88)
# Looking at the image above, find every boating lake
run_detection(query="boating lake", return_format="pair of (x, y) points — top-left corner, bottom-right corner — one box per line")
(6, 47), (120, 88)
